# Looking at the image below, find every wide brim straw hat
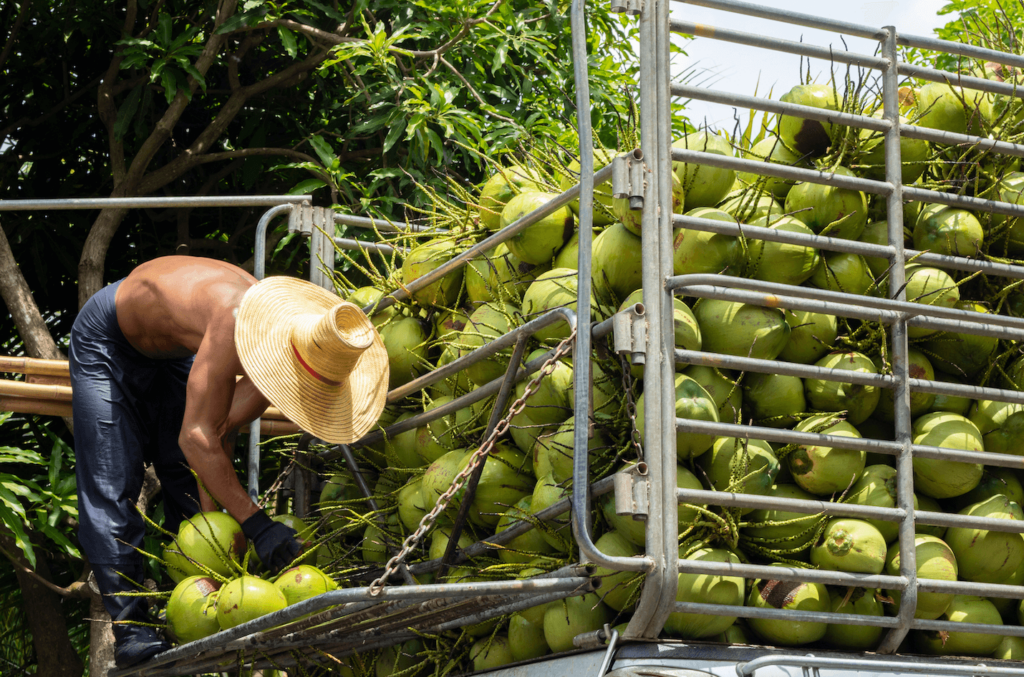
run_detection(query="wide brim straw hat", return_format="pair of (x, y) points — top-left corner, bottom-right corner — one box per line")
(235, 277), (390, 444)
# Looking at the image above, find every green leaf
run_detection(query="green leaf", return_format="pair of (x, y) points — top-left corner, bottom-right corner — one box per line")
(160, 68), (179, 104)
(308, 135), (336, 168)
(157, 13), (173, 48)
(0, 501), (34, 568)
(36, 522), (80, 560)
(113, 85), (144, 141)
(288, 179), (327, 194)
(0, 446), (46, 466)
(278, 26), (298, 58)
(383, 118), (407, 153)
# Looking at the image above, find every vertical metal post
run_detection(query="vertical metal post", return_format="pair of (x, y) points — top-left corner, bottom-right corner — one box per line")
(293, 434), (313, 518)
(309, 224), (337, 291)
(624, 0), (678, 639)
(877, 25), (917, 654)
(248, 203), (297, 501)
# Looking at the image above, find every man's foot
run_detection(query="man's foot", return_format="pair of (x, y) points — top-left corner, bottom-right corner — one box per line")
(112, 609), (171, 669)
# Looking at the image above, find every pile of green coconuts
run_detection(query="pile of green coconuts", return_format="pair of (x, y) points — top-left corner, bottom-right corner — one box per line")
(155, 67), (1024, 673)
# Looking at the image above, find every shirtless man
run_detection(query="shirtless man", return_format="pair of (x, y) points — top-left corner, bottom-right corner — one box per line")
(68, 257), (389, 668)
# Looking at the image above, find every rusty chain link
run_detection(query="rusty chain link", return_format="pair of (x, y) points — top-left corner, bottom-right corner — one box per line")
(368, 328), (578, 595)
(618, 354), (644, 460)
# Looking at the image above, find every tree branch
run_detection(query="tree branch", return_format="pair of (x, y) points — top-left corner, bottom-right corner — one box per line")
(136, 147), (322, 195)
(439, 56), (518, 125)
(0, 76), (103, 144)
(0, 543), (92, 599)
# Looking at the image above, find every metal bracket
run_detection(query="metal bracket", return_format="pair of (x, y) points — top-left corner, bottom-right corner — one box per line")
(611, 150), (646, 210)
(613, 463), (649, 522)
(609, 0), (642, 17)
(287, 203), (332, 237)
(612, 303), (647, 367)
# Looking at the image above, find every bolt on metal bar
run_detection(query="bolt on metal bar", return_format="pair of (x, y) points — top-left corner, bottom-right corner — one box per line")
(669, 19), (888, 70)
(0, 195), (309, 211)
(672, 84), (891, 132)
(670, 148), (893, 195)
(739, 655), (1024, 677)
(673, 0), (885, 39)
(571, 0), (655, 581)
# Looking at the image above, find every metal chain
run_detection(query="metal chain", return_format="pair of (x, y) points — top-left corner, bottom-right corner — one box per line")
(368, 328), (578, 596)
(618, 354), (644, 460)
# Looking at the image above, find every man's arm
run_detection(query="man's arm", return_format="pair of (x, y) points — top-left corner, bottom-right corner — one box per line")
(226, 376), (271, 433)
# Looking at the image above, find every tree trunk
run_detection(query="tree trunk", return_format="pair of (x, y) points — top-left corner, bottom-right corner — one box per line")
(0, 533), (84, 677)
(0, 220), (64, 360)
(78, 206), (129, 309)
(88, 589), (117, 677)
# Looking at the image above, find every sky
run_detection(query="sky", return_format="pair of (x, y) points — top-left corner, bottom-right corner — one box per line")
(670, 0), (952, 132)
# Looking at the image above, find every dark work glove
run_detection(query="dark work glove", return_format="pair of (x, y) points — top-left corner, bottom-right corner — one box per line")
(241, 510), (304, 574)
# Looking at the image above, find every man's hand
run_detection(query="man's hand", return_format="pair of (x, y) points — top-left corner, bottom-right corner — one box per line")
(240, 511), (305, 573)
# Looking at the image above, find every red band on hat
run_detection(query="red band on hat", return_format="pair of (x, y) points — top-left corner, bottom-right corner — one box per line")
(291, 341), (342, 387)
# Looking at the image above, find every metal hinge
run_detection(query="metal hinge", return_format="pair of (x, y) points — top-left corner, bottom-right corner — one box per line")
(287, 203), (333, 236)
(613, 463), (649, 522)
(610, 0), (643, 17)
(612, 302), (647, 367)
(611, 150), (646, 210)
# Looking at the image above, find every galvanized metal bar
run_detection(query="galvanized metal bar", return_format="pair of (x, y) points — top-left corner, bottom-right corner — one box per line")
(920, 577), (1024, 599)
(385, 307), (577, 403)
(685, 285), (900, 324)
(899, 61), (1024, 100)
(670, 148), (893, 195)
(671, 85), (891, 132)
(292, 435), (312, 518)
(669, 20), (888, 70)
(905, 185), (1024, 219)
(334, 212), (444, 234)
(676, 487), (905, 522)
(673, 212), (1024, 281)
(435, 334), (530, 582)
(673, 0), (884, 39)
(915, 509), (1024, 535)
(676, 557), (906, 590)
(901, 123), (1024, 159)
(366, 163), (614, 316)
(677, 417), (901, 455)
(897, 33), (1024, 71)
(674, 601), (901, 628)
(332, 237), (403, 255)
(570, 0), (654, 579)
(0, 195), (308, 211)
(739, 654), (1024, 677)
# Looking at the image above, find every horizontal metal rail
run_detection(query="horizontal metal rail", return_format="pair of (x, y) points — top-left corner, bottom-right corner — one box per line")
(739, 655), (1024, 677)
(0, 195), (309, 210)
(334, 212), (443, 234)
(332, 237), (404, 255)
(678, 487), (904, 522)
(904, 185), (1024, 219)
(677, 557), (906, 590)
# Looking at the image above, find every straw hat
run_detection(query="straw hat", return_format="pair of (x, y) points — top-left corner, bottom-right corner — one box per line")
(234, 277), (389, 444)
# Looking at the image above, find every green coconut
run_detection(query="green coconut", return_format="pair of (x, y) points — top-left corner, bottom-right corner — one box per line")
(531, 474), (571, 552)
(453, 443), (534, 527)
(558, 148), (617, 226)
(469, 636), (514, 672)
(414, 395), (479, 464)
(673, 207), (745, 277)
(593, 531), (643, 612)
(672, 131), (736, 209)
(534, 419), (611, 484)
(508, 613), (550, 661)
(216, 576), (288, 630)
(904, 266), (961, 339)
(603, 462), (704, 547)
(858, 220), (893, 278)
(382, 413), (427, 469)
(616, 171), (685, 236)
(911, 412), (984, 499)
(956, 467), (1024, 512)
(914, 595), (1004, 656)
(747, 569), (830, 645)
(969, 398), (1023, 438)
(804, 352), (880, 425)
(887, 535), (958, 620)
(517, 349), (573, 429)
(166, 576), (221, 644)
(843, 465), (902, 543)
(543, 593), (610, 653)
(397, 477), (427, 532)
(823, 587), (885, 650)
(914, 205), (984, 257)
(993, 636), (1024, 661)
(915, 82), (994, 136)
(427, 526), (474, 562)
(552, 230), (594, 270)
(376, 639), (424, 677)
(420, 449), (468, 513)
(720, 189), (783, 223)
(176, 512), (245, 579)
(458, 302), (522, 387)
(809, 251), (875, 296)
(779, 83), (840, 155)
(429, 346), (473, 398)
(522, 268), (585, 343)
(811, 518), (887, 574)
(946, 495), (1024, 584)
(698, 437), (778, 512)
(664, 548), (745, 638)
(434, 306), (471, 343)
(779, 310), (837, 365)
(636, 374), (719, 460)
(742, 484), (823, 562)
(163, 544), (193, 584)
(592, 222), (643, 302)
(274, 565), (337, 606)
(495, 496), (555, 564)
(362, 514), (401, 564)
(738, 136), (804, 197)
(486, 243), (549, 304)
(788, 415), (866, 496)
(478, 165), (543, 230)
(379, 315), (429, 389)
(347, 286), (396, 326)
(501, 192), (574, 265)
(693, 299), (791, 361)
(928, 374), (973, 417)
(858, 114), (930, 183)
(742, 373), (806, 428)
(744, 214), (821, 285)
(401, 240), (464, 308)
(874, 348), (936, 421)
(684, 365), (743, 424)
(465, 249), (497, 304)
(921, 302), (998, 378)
(785, 168), (868, 241)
